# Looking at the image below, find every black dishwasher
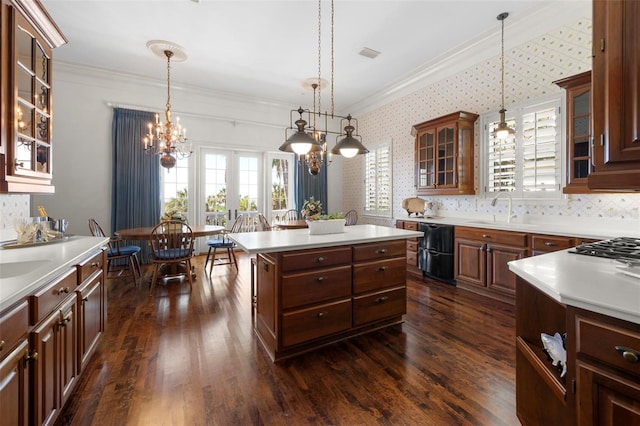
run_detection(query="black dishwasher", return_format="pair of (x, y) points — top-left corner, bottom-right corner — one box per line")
(418, 223), (455, 284)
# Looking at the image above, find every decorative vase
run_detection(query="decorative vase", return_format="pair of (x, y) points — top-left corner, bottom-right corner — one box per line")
(306, 218), (346, 235)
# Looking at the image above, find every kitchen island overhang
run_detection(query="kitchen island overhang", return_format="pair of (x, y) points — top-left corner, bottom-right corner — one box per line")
(228, 224), (424, 361)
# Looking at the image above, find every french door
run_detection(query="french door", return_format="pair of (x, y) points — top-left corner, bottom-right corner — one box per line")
(198, 148), (262, 230)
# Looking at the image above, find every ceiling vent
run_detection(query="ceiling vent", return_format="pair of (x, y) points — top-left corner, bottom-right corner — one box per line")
(359, 47), (381, 59)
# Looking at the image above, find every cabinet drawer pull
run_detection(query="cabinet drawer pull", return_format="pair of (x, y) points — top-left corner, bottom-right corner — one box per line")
(315, 256), (326, 263)
(58, 312), (72, 326)
(82, 296), (89, 302)
(376, 248), (388, 254)
(316, 311), (328, 318)
(482, 234), (491, 238)
(615, 346), (640, 363)
(91, 262), (99, 268)
(0, 340), (4, 351)
(376, 296), (389, 303)
(544, 242), (556, 246)
(376, 266), (387, 272)
(25, 349), (38, 363)
(57, 287), (70, 295)
(316, 276), (327, 282)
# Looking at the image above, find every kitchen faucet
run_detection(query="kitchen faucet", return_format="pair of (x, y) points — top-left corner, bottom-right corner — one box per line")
(491, 192), (514, 223)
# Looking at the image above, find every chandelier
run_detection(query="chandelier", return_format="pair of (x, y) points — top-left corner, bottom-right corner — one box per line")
(143, 41), (192, 170)
(494, 12), (515, 139)
(280, 0), (368, 176)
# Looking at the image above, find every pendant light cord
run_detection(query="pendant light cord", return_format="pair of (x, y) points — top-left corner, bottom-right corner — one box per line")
(500, 13), (506, 111)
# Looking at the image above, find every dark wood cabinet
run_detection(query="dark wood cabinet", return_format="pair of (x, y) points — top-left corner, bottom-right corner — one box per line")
(0, 301), (30, 426)
(570, 306), (640, 426)
(255, 240), (408, 362)
(554, 71), (593, 193)
(412, 111), (478, 195)
(455, 226), (528, 303)
(588, 0), (640, 190)
(395, 220), (421, 278)
(531, 234), (577, 256)
(0, 0), (66, 193)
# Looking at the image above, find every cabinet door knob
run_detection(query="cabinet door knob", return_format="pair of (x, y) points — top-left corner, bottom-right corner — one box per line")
(615, 346), (640, 363)
(376, 248), (388, 254)
(25, 349), (39, 363)
(376, 296), (389, 303)
(91, 262), (99, 268)
(316, 276), (326, 282)
(57, 287), (70, 295)
(482, 234), (490, 239)
(377, 266), (387, 272)
(315, 256), (326, 263)
(82, 296), (89, 302)
(316, 311), (328, 318)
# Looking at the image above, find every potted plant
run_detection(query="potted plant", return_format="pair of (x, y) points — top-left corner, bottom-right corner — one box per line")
(302, 198), (346, 235)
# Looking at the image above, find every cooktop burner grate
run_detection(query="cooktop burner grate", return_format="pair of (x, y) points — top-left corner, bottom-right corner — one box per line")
(569, 237), (640, 261)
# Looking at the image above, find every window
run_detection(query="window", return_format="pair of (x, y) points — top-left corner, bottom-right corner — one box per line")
(482, 96), (562, 199)
(364, 140), (392, 217)
(161, 156), (189, 218)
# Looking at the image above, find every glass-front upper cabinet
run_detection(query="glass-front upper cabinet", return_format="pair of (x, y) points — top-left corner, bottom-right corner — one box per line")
(554, 71), (592, 193)
(412, 111), (478, 196)
(1, 0), (66, 193)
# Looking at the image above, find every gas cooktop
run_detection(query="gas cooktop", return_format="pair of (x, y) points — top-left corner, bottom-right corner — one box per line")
(569, 237), (640, 261)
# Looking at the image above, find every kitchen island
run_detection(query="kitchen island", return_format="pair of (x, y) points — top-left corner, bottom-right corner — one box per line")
(508, 250), (640, 425)
(229, 224), (423, 361)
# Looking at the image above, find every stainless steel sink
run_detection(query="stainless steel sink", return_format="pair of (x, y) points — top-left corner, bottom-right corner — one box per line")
(0, 259), (52, 279)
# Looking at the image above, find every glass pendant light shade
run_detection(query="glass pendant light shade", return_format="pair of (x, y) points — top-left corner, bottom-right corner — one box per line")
(331, 124), (368, 158)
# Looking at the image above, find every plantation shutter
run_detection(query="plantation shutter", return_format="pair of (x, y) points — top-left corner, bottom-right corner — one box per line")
(522, 102), (560, 192)
(364, 142), (392, 216)
(487, 117), (517, 193)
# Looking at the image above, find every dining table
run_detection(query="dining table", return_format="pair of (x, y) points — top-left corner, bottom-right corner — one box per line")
(115, 224), (225, 283)
(272, 219), (308, 230)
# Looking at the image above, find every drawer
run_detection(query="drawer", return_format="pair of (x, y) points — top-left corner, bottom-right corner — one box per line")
(404, 221), (419, 231)
(30, 268), (77, 325)
(406, 250), (418, 266)
(281, 299), (352, 347)
(0, 301), (29, 357)
(575, 312), (640, 377)
(282, 265), (352, 309)
(353, 286), (406, 326)
(531, 234), (574, 252)
(353, 240), (406, 262)
(406, 240), (419, 251)
(456, 226), (528, 247)
(77, 250), (105, 283)
(280, 247), (351, 273)
(353, 257), (406, 294)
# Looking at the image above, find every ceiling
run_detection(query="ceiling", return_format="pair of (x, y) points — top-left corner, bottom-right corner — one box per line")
(41, 0), (588, 114)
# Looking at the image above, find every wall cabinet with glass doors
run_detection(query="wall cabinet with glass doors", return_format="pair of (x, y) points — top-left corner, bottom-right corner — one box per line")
(0, 0), (66, 193)
(554, 71), (593, 194)
(412, 111), (478, 196)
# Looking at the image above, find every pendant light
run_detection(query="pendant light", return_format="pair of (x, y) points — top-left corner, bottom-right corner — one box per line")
(494, 12), (515, 139)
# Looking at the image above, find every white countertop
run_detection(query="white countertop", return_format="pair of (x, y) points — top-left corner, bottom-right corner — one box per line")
(399, 214), (640, 240)
(228, 224), (423, 254)
(0, 235), (109, 312)
(508, 250), (640, 325)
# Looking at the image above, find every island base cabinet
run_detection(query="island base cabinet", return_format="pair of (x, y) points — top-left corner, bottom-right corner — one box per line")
(0, 339), (29, 426)
(353, 287), (406, 326)
(255, 254), (277, 356)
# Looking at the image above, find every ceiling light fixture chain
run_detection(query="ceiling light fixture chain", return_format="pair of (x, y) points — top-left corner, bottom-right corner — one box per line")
(279, 0), (369, 175)
(494, 12), (515, 140)
(142, 42), (192, 170)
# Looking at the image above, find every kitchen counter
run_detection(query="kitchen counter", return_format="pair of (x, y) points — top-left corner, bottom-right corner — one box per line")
(508, 250), (640, 324)
(228, 224), (423, 254)
(398, 215), (640, 240)
(0, 235), (108, 312)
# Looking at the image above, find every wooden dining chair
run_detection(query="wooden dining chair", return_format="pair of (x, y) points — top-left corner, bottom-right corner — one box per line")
(148, 220), (195, 295)
(204, 214), (244, 275)
(88, 218), (142, 286)
(283, 209), (301, 221)
(257, 213), (271, 231)
(345, 209), (358, 226)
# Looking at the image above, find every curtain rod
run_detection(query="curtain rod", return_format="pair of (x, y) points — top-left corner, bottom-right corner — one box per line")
(105, 101), (283, 130)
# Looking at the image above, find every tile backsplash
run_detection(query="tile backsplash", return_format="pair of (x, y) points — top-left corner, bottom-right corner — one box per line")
(0, 194), (30, 241)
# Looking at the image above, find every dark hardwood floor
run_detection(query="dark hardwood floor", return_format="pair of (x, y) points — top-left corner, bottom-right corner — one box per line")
(56, 253), (517, 425)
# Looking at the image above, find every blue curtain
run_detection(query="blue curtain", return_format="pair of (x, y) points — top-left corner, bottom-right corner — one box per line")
(294, 157), (328, 214)
(112, 108), (161, 262)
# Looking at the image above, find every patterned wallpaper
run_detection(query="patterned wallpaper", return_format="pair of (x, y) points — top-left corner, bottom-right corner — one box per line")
(0, 194), (30, 241)
(343, 18), (640, 225)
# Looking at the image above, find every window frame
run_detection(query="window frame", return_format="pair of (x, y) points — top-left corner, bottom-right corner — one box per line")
(480, 94), (564, 200)
(363, 138), (393, 218)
